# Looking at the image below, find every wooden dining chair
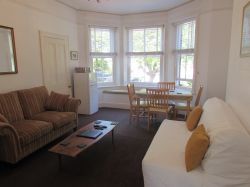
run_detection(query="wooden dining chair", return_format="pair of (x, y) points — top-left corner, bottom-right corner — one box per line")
(127, 83), (147, 124)
(158, 82), (176, 107)
(146, 88), (173, 130)
(174, 85), (204, 119)
(158, 82), (176, 90)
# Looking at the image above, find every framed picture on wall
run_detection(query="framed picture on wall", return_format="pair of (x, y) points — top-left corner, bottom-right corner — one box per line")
(241, 2), (250, 57)
(70, 51), (79, 60)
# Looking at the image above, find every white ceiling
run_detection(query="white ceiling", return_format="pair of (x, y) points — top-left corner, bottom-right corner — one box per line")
(56, 0), (193, 15)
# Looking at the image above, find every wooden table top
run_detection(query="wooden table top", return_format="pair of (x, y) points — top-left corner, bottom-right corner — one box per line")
(49, 120), (117, 158)
(136, 88), (193, 101)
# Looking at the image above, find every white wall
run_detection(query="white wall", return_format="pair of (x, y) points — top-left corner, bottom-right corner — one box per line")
(226, 0), (250, 133)
(0, 0), (79, 92)
(196, 0), (233, 103)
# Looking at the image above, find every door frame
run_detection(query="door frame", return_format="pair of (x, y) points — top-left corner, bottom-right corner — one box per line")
(39, 31), (71, 95)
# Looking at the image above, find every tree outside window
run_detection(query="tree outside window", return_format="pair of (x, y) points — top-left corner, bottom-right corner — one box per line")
(127, 27), (163, 84)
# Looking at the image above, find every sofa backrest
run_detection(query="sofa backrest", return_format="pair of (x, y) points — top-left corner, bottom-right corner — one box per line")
(0, 92), (25, 123)
(199, 97), (247, 134)
(17, 86), (49, 119)
(199, 97), (250, 186)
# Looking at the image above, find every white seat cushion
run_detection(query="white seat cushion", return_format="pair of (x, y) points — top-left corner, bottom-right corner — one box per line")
(142, 119), (203, 187)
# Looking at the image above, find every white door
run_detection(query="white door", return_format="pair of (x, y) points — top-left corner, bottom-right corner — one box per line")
(40, 31), (71, 95)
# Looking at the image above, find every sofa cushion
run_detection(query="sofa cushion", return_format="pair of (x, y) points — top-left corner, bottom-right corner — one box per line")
(18, 86), (49, 119)
(142, 119), (203, 187)
(186, 106), (203, 131)
(185, 124), (209, 172)
(0, 92), (25, 123)
(45, 91), (69, 111)
(31, 111), (76, 129)
(12, 120), (53, 146)
(202, 128), (250, 186)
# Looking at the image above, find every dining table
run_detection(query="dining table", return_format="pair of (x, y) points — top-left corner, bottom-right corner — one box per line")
(135, 88), (193, 116)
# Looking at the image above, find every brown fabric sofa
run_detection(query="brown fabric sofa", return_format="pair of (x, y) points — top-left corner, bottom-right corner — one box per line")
(0, 86), (81, 164)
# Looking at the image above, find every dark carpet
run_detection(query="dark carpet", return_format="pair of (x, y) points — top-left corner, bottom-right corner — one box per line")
(0, 108), (160, 187)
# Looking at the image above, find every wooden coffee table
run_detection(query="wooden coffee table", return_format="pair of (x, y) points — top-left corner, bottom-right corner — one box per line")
(49, 120), (118, 168)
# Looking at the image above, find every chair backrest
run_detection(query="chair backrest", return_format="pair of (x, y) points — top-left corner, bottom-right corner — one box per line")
(127, 83), (136, 105)
(146, 88), (169, 109)
(195, 85), (203, 106)
(158, 82), (175, 90)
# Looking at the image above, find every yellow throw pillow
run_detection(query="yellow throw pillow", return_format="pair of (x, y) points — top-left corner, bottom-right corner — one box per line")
(186, 106), (203, 131)
(185, 124), (209, 172)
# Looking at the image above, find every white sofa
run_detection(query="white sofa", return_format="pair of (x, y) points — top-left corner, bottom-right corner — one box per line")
(142, 97), (250, 187)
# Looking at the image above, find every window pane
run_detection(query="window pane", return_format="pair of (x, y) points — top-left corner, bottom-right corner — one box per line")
(157, 28), (162, 51)
(91, 28), (95, 52)
(177, 21), (196, 50)
(179, 54), (194, 80)
(132, 29), (144, 52)
(129, 27), (162, 52)
(175, 20), (196, 89)
(93, 57), (113, 83)
(130, 56), (160, 83)
(145, 28), (158, 52)
(101, 30), (111, 52)
(90, 28), (112, 53)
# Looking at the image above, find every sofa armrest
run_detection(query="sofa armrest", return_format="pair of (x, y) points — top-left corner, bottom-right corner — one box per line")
(0, 122), (21, 164)
(63, 98), (81, 113)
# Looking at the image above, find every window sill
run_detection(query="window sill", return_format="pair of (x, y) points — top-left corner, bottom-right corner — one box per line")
(102, 89), (128, 95)
(97, 84), (120, 89)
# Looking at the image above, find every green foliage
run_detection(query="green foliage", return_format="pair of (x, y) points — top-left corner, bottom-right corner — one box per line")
(93, 58), (111, 74)
(135, 56), (160, 82)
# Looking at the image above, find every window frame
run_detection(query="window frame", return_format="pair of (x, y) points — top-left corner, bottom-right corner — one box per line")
(126, 26), (164, 87)
(89, 26), (117, 87)
(173, 19), (197, 90)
